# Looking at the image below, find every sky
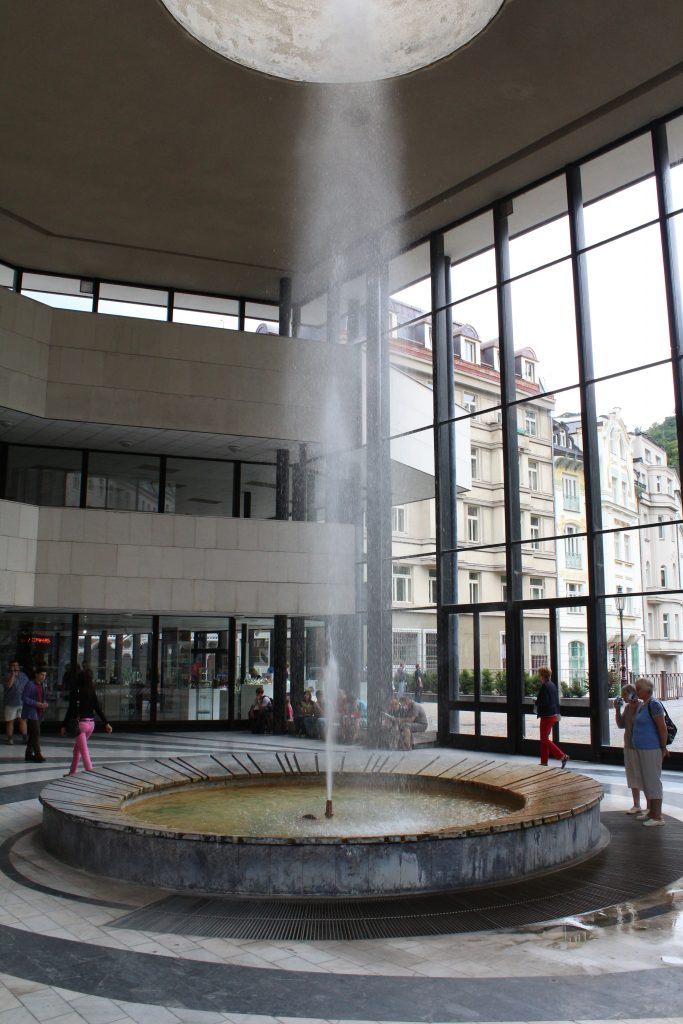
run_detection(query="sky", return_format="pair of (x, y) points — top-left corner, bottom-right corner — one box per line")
(393, 170), (682, 435)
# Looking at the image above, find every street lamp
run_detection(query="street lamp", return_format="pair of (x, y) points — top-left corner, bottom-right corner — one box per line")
(614, 590), (627, 686)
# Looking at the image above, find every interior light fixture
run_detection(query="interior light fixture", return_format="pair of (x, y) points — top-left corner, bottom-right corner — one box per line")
(160, 0), (505, 83)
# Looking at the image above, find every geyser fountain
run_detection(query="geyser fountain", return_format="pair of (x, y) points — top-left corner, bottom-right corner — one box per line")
(39, 0), (606, 906)
(40, 752), (602, 897)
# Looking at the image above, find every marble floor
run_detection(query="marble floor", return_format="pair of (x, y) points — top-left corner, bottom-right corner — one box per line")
(0, 729), (681, 1024)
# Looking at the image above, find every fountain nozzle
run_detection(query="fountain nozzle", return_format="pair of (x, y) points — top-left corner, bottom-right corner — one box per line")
(325, 799), (334, 818)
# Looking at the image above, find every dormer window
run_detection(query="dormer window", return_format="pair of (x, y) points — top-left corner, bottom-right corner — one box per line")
(462, 338), (477, 364)
(522, 360), (535, 382)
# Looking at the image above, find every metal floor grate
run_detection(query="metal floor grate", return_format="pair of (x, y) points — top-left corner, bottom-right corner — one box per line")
(113, 812), (683, 940)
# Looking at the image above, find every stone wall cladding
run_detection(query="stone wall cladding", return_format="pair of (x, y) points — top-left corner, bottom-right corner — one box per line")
(0, 500), (355, 615)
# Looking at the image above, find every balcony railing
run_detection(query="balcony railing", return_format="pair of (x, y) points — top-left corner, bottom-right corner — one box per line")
(563, 495), (580, 511)
(565, 552), (582, 569)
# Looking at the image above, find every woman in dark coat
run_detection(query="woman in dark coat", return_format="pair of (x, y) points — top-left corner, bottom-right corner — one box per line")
(61, 668), (112, 773)
(535, 665), (569, 768)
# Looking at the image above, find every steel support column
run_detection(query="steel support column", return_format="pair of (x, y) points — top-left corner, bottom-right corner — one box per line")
(567, 165), (610, 754)
(494, 200), (524, 752)
(150, 615), (160, 726)
(279, 277), (293, 337)
(653, 124), (683, 496)
(365, 266), (393, 739)
(430, 234), (459, 743)
(289, 444), (308, 711)
(272, 449), (291, 731)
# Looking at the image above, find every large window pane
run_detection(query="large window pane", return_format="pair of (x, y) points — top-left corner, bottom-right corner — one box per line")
(666, 114), (683, 213)
(298, 294), (327, 342)
(98, 282), (168, 320)
(6, 446), (81, 507)
(587, 223), (670, 380)
(172, 292), (239, 330)
(160, 620), (231, 722)
(594, 366), (676, 522)
(86, 453), (159, 511)
(451, 290), (500, 403)
(0, 262), (14, 289)
(508, 175), (570, 278)
(0, 611), (73, 724)
(78, 614), (154, 723)
(445, 211), (496, 298)
(509, 258), (579, 395)
(671, 214), (683, 312)
(244, 301), (278, 333)
(581, 134), (658, 247)
(558, 609), (589, 703)
(22, 272), (94, 312)
(165, 458), (234, 516)
(389, 243), (431, 318)
(241, 462), (276, 519)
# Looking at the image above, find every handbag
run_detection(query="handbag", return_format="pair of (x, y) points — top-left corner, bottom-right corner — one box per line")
(65, 717), (80, 738)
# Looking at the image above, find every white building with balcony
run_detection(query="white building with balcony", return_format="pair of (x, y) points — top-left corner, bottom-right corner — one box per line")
(632, 430), (683, 674)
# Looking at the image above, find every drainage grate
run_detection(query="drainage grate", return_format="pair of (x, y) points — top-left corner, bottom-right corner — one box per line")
(113, 812), (683, 941)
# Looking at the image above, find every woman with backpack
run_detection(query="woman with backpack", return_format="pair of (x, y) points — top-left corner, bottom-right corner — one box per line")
(632, 677), (669, 826)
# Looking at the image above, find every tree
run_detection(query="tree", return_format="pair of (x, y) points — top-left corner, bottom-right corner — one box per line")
(643, 416), (678, 473)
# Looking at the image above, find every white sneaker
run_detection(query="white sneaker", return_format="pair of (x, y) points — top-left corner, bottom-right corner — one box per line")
(626, 806), (641, 815)
(642, 817), (665, 827)
(635, 811), (650, 820)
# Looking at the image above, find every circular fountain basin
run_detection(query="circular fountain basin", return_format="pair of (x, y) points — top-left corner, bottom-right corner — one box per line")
(40, 751), (603, 897)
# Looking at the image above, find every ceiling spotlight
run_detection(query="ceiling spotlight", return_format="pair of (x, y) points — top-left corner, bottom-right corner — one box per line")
(120, 440), (135, 448)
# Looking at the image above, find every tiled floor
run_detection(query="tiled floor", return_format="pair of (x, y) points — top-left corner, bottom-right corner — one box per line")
(0, 730), (681, 1023)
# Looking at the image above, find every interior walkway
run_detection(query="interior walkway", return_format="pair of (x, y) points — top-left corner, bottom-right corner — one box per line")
(0, 728), (681, 1024)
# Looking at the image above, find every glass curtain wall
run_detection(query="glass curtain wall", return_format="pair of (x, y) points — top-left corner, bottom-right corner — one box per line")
(413, 113), (683, 760)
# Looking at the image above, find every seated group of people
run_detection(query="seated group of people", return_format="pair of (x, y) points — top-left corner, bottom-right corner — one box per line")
(249, 683), (427, 749)
(295, 688), (368, 742)
(381, 695), (428, 750)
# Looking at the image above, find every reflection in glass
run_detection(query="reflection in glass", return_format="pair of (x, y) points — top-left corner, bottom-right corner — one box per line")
(165, 458), (234, 516)
(0, 612), (73, 724)
(240, 462), (276, 519)
(78, 614), (153, 723)
(6, 446), (81, 507)
(86, 453), (159, 511)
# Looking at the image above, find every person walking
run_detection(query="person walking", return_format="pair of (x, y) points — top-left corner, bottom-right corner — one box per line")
(393, 662), (407, 697)
(413, 663), (425, 703)
(61, 668), (112, 773)
(613, 683), (642, 814)
(632, 677), (669, 826)
(22, 668), (48, 763)
(535, 666), (569, 768)
(4, 660), (29, 745)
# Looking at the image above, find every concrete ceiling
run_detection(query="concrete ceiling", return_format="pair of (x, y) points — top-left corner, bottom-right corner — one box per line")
(1, 0), (682, 304)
